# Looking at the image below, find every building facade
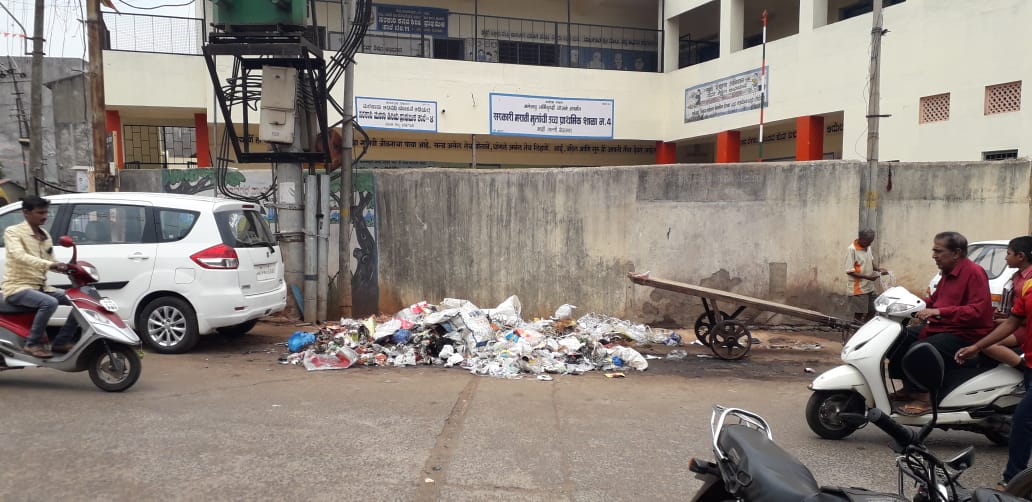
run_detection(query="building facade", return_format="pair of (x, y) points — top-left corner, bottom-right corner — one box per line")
(95, 0), (1029, 173)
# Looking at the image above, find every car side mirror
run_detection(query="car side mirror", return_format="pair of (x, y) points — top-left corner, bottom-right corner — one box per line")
(58, 236), (74, 247)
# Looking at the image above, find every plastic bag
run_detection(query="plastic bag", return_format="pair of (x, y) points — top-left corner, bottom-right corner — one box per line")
(288, 331), (316, 352)
(878, 271), (897, 292)
(486, 295), (523, 327)
(302, 346), (358, 371)
(608, 346), (648, 371)
(553, 304), (577, 321)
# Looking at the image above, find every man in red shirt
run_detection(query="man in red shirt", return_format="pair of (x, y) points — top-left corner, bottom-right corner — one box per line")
(956, 235), (1032, 486)
(890, 231), (994, 415)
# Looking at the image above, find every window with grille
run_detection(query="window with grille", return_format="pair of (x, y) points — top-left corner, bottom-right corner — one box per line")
(919, 93), (950, 123)
(985, 81), (1022, 115)
(497, 41), (558, 67)
(983, 149), (1018, 161)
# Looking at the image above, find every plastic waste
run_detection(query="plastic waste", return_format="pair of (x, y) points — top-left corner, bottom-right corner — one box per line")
(302, 346), (358, 371)
(554, 304), (577, 320)
(392, 329), (413, 345)
(665, 333), (682, 346)
(288, 331), (316, 352)
(666, 349), (689, 360)
(608, 346), (648, 371)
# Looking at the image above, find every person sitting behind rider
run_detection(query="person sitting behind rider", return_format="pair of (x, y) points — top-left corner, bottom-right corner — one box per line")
(956, 235), (1032, 487)
(889, 231), (995, 415)
(978, 236), (1032, 367)
(2, 196), (79, 359)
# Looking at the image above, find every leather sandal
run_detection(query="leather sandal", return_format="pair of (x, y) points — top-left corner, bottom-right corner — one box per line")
(895, 399), (932, 416)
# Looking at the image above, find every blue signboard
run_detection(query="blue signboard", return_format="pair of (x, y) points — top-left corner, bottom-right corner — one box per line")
(372, 4), (449, 36)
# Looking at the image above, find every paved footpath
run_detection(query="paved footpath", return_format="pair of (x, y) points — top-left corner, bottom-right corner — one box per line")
(0, 323), (1011, 501)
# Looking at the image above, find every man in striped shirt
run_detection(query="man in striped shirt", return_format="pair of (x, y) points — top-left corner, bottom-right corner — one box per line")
(844, 229), (888, 323)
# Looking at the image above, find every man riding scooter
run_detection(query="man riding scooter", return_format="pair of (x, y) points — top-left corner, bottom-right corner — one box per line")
(2, 196), (79, 359)
(889, 231), (995, 415)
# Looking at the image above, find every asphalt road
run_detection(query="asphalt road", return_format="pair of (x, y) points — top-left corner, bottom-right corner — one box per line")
(0, 323), (1012, 501)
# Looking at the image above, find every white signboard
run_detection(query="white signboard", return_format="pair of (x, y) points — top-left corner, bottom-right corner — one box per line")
(490, 93), (614, 139)
(684, 67), (769, 123)
(356, 96), (438, 132)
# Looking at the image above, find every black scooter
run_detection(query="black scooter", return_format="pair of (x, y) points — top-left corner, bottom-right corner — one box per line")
(689, 343), (1031, 501)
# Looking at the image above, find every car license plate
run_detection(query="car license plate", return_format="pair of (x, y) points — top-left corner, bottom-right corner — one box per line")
(256, 263), (276, 281)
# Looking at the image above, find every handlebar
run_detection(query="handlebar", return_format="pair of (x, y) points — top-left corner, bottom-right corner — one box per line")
(867, 408), (919, 453)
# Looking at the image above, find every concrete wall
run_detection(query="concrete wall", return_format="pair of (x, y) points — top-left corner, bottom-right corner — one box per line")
(374, 160), (1032, 324)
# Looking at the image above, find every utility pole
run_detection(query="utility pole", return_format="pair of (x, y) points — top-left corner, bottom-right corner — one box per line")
(28, 0), (44, 194)
(87, 0), (114, 191)
(338, 0), (355, 318)
(860, 0), (884, 230)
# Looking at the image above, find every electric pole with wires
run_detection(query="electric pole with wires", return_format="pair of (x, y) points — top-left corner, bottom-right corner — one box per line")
(861, 0), (886, 231)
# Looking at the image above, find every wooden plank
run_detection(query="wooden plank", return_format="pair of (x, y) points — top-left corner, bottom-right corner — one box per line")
(627, 273), (852, 328)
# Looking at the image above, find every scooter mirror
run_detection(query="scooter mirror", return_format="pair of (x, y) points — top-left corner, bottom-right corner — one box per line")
(58, 236), (74, 247)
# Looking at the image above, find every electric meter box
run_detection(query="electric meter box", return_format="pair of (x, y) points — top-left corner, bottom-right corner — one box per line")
(213, 0), (307, 27)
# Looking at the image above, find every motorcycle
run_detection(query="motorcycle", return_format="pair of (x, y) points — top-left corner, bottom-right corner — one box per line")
(689, 345), (1030, 501)
(807, 286), (1023, 444)
(0, 236), (142, 392)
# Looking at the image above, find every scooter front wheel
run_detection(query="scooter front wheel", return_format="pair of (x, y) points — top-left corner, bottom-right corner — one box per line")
(806, 390), (865, 440)
(88, 345), (141, 392)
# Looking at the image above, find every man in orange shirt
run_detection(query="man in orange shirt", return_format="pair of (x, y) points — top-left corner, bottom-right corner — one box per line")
(844, 229), (888, 322)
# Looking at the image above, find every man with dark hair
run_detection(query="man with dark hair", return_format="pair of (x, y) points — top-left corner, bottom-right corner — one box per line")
(891, 231), (995, 415)
(956, 235), (1032, 486)
(844, 228), (888, 322)
(2, 196), (78, 359)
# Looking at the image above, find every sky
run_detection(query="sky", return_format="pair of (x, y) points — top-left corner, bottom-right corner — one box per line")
(0, 0), (197, 59)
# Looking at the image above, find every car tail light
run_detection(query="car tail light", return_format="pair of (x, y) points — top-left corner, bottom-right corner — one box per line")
(191, 244), (239, 269)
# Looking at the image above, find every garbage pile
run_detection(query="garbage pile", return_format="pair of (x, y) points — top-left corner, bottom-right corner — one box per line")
(281, 295), (680, 378)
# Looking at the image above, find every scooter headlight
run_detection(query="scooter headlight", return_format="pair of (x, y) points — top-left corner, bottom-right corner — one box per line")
(887, 303), (917, 314)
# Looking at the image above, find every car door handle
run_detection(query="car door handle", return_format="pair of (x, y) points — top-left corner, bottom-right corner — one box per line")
(128, 252), (150, 261)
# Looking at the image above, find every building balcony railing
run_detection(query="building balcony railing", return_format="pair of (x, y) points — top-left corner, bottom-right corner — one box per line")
(343, 11), (661, 72)
(101, 9), (661, 72)
(102, 12), (204, 56)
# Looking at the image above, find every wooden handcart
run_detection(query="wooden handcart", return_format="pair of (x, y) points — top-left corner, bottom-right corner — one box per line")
(627, 272), (856, 360)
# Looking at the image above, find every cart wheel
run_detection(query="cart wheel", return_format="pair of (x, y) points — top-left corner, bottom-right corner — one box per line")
(694, 311), (730, 346)
(709, 320), (751, 360)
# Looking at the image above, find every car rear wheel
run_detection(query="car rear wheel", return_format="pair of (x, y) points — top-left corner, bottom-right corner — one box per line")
(216, 319), (259, 337)
(138, 297), (199, 354)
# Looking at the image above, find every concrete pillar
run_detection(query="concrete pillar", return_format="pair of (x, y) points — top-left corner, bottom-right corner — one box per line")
(655, 141), (677, 164)
(663, 16), (678, 73)
(104, 110), (123, 170)
(799, 0), (829, 32)
(716, 130), (741, 163)
(719, 0), (744, 57)
(795, 115), (825, 160)
(194, 113), (211, 168)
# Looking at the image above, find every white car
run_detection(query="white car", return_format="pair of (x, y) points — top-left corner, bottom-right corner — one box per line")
(927, 240), (1013, 309)
(0, 193), (287, 353)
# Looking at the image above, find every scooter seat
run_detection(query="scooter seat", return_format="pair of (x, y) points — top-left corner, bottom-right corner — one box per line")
(0, 299), (35, 314)
(717, 424), (822, 501)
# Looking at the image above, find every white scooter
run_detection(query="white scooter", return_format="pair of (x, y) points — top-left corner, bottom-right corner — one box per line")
(807, 286), (1024, 444)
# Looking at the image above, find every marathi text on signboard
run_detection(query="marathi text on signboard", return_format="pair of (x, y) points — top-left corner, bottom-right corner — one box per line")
(372, 4), (448, 36)
(356, 97), (438, 132)
(490, 93), (614, 139)
(684, 67), (769, 123)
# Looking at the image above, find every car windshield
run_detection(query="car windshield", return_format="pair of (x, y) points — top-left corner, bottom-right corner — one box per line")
(215, 209), (275, 248)
(971, 244), (1009, 279)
